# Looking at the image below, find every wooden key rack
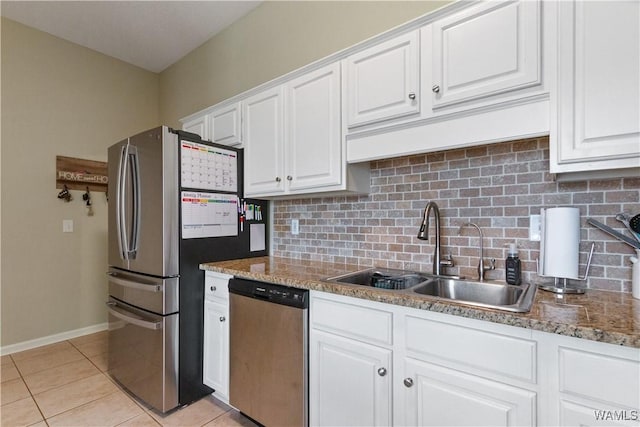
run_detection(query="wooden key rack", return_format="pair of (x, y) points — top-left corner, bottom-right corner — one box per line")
(56, 156), (108, 192)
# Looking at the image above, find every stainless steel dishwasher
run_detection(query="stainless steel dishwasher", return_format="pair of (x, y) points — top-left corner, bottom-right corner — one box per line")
(228, 278), (308, 427)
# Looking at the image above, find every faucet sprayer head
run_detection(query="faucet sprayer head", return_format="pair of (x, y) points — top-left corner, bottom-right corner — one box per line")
(417, 205), (432, 240)
(417, 216), (429, 240)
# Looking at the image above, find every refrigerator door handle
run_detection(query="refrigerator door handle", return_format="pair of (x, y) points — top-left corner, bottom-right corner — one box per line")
(116, 143), (129, 260)
(128, 145), (141, 259)
(117, 142), (141, 260)
(106, 301), (163, 330)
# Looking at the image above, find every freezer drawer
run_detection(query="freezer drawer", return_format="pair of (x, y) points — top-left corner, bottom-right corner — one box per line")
(107, 268), (178, 315)
(107, 297), (178, 412)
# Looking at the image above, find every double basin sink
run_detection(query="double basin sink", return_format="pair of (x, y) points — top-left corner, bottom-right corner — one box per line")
(324, 268), (536, 313)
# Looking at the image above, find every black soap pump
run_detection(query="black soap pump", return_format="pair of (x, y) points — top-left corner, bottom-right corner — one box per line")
(505, 243), (522, 285)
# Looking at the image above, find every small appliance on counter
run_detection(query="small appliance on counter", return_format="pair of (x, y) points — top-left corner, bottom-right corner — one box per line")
(538, 207), (594, 294)
(106, 126), (268, 412)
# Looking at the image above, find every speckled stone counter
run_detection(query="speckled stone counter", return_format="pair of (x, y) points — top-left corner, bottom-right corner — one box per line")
(201, 256), (640, 348)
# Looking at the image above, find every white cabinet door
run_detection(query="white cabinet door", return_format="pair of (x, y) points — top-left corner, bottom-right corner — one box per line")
(182, 114), (209, 141)
(345, 31), (419, 128)
(559, 399), (639, 427)
(551, 0), (640, 174)
(310, 329), (392, 427)
(402, 358), (536, 427)
(243, 86), (285, 196)
(429, 0), (541, 109)
(210, 102), (242, 147)
(203, 300), (229, 402)
(286, 63), (342, 192)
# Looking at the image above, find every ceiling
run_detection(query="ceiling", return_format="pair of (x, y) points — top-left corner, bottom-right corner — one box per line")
(1, 1), (262, 73)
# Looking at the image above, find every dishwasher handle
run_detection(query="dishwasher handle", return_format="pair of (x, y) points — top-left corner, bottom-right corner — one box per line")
(229, 278), (308, 309)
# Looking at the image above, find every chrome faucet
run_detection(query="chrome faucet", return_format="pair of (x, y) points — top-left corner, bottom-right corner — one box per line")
(458, 222), (495, 281)
(417, 201), (453, 275)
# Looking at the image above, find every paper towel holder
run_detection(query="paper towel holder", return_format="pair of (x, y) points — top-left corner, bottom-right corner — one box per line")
(537, 242), (595, 294)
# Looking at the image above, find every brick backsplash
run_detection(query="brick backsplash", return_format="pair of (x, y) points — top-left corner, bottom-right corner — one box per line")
(272, 137), (640, 292)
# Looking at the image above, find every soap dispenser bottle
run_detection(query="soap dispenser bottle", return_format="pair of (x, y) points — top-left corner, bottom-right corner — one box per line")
(505, 243), (522, 285)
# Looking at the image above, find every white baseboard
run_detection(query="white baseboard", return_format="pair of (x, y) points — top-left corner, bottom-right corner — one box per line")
(1, 323), (108, 356)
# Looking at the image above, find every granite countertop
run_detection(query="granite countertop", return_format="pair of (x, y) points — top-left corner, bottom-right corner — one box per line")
(201, 256), (640, 348)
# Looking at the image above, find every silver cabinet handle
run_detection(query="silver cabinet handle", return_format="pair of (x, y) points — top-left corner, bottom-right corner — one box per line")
(287, 176), (293, 181)
(275, 177), (281, 182)
(377, 367), (387, 377)
(432, 85), (440, 93)
(404, 378), (414, 387)
(408, 93), (416, 100)
(219, 316), (226, 322)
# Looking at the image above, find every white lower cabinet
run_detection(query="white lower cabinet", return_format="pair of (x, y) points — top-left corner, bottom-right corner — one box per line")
(401, 358), (535, 427)
(309, 290), (639, 427)
(310, 330), (392, 426)
(203, 300), (229, 401)
(537, 331), (640, 427)
(309, 291), (393, 426)
(203, 272), (232, 403)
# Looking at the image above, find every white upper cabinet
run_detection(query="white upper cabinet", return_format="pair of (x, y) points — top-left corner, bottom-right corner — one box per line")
(550, 0), (640, 175)
(244, 63), (369, 198)
(182, 114), (209, 141)
(210, 102), (242, 147)
(345, 31), (419, 128)
(286, 63), (342, 192)
(243, 86), (285, 196)
(427, 0), (541, 111)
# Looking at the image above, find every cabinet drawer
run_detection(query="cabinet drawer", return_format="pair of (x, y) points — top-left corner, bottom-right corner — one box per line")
(310, 293), (393, 347)
(404, 314), (536, 383)
(559, 346), (640, 409)
(204, 272), (232, 302)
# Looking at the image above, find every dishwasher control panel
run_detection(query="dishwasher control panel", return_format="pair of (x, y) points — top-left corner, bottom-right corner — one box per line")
(229, 278), (308, 309)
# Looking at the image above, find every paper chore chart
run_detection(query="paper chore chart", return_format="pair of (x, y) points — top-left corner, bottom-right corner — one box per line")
(180, 141), (237, 192)
(181, 192), (238, 238)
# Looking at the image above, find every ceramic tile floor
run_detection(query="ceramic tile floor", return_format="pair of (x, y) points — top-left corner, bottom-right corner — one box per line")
(0, 331), (258, 427)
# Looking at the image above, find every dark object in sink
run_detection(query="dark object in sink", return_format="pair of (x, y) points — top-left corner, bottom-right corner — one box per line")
(370, 272), (426, 290)
(630, 213), (640, 233)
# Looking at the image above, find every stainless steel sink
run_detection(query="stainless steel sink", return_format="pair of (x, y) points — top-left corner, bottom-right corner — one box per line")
(412, 278), (536, 312)
(324, 268), (536, 312)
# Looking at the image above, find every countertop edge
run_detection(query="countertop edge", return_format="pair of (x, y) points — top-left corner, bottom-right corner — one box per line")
(201, 262), (640, 349)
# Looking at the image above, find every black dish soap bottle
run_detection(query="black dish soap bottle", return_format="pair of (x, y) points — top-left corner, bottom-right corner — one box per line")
(505, 243), (522, 285)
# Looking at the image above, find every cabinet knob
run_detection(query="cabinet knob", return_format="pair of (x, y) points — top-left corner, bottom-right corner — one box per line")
(210, 286), (216, 292)
(275, 177), (281, 182)
(432, 85), (440, 93)
(408, 92), (416, 100)
(287, 175), (293, 181)
(377, 367), (387, 377)
(403, 378), (414, 388)
(219, 316), (226, 322)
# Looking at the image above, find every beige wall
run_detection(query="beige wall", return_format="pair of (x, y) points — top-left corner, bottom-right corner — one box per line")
(1, 1), (449, 347)
(1, 18), (159, 346)
(160, 1), (448, 127)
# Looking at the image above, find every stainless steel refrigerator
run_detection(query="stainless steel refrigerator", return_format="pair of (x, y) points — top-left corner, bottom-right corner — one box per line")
(106, 126), (267, 412)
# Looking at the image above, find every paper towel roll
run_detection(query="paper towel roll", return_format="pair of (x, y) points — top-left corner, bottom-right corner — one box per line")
(541, 207), (580, 279)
